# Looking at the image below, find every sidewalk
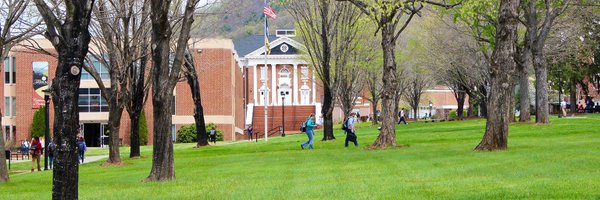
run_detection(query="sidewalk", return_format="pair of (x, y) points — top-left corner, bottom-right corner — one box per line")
(10, 155), (107, 164)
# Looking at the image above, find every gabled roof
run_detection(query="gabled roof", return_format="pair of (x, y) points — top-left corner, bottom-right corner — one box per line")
(234, 35), (279, 57)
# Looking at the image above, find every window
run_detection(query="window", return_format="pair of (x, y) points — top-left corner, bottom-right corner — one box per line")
(81, 60), (109, 80)
(4, 96), (16, 117)
(279, 68), (290, 78)
(4, 56), (16, 84)
(4, 126), (16, 141)
(4, 97), (9, 117)
(11, 97), (16, 116)
(78, 88), (108, 112)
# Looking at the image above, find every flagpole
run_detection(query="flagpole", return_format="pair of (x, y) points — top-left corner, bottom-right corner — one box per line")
(264, 0), (269, 142)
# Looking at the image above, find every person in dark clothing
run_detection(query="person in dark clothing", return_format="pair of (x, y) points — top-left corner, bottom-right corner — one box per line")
(345, 112), (358, 147)
(209, 127), (217, 144)
(48, 139), (55, 169)
(247, 125), (253, 141)
(77, 136), (87, 163)
(398, 108), (408, 125)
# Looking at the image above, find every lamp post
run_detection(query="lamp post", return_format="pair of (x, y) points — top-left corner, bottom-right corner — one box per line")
(429, 101), (433, 119)
(42, 89), (51, 171)
(280, 91), (288, 137)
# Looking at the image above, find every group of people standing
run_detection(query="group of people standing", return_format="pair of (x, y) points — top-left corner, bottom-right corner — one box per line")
(23, 134), (87, 172)
(300, 112), (359, 150)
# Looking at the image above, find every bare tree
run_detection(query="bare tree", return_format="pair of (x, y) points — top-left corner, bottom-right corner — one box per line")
(287, 0), (362, 141)
(338, 0), (458, 148)
(146, 0), (199, 181)
(85, 0), (151, 163)
(475, 0), (520, 151)
(403, 70), (433, 122)
(33, 0), (95, 198)
(0, 0), (40, 183)
(181, 47), (208, 147)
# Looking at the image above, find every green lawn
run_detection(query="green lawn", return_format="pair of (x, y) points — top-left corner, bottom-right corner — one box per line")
(2, 115), (600, 199)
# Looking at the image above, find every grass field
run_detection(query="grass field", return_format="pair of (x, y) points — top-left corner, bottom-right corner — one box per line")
(2, 115), (600, 199)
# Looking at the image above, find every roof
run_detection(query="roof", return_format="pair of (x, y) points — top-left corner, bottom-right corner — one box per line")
(233, 35), (279, 57)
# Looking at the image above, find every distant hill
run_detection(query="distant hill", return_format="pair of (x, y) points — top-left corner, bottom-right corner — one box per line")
(194, 0), (295, 41)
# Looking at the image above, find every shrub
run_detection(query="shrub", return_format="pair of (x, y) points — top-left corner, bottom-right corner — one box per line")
(31, 106), (46, 138)
(176, 123), (224, 143)
(139, 111), (149, 145)
(449, 110), (457, 119)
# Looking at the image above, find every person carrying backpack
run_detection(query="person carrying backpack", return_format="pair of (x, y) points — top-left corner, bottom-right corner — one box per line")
(300, 114), (316, 150)
(209, 127), (217, 144)
(344, 112), (358, 147)
(77, 136), (87, 163)
(30, 137), (43, 172)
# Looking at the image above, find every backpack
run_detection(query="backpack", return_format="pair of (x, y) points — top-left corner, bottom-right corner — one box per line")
(78, 142), (86, 151)
(300, 120), (307, 132)
(342, 117), (349, 131)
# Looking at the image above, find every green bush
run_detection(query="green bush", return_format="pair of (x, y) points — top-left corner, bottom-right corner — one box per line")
(31, 107), (46, 138)
(176, 123), (224, 143)
(139, 111), (149, 145)
(449, 110), (457, 119)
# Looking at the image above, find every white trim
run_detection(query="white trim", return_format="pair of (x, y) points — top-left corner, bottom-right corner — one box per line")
(293, 64), (298, 105)
(245, 36), (306, 58)
(253, 65), (257, 104)
(271, 64), (276, 106)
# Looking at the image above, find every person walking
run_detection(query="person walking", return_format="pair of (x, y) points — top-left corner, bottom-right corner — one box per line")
(398, 108), (408, 125)
(247, 125), (253, 141)
(30, 137), (42, 172)
(560, 99), (568, 117)
(209, 127), (217, 144)
(301, 114), (316, 150)
(48, 139), (55, 169)
(77, 136), (87, 163)
(345, 112), (359, 147)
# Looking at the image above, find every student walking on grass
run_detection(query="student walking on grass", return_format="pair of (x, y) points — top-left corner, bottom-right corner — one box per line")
(301, 114), (316, 150)
(345, 112), (359, 147)
(30, 136), (42, 172)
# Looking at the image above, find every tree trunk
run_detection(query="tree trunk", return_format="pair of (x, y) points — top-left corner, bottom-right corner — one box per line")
(52, 56), (86, 199)
(456, 91), (466, 119)
(372, 23), (397, 148)
(518, 64), (531, 122)
(569, 79), (577, 114)
(106, 97), (123, 164)
(184, 51), (208, 147)
(147, 92), (175, 181)
(128, 58), (147, 158)
(0, 112), (7, 182)
(321, 85), (335, 141)
(475, 0), (520, 151)
(371, 98), (379, 125)
(533, 52), (550, 123)
(509, 87), (517, 123)
(467, 94), (475, 117)
(129, 114), (141, 158)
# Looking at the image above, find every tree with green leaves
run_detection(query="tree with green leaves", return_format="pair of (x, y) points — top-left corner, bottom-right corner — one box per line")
(475, 0), (521, 151)
(338, 0), (459, 148)
(30, 107), (46, 138)
(522, 0), (571, 124)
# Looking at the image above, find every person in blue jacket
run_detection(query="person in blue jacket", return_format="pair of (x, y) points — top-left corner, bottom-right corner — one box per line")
(301, 114), (317, 150)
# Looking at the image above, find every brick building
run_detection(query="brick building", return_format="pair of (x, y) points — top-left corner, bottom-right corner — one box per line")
(2, 38), (245, 146)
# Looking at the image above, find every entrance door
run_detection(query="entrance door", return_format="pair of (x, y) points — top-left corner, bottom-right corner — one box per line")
(83, 123), (101, 147)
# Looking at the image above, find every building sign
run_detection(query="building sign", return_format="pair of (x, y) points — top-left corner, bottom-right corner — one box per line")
(32, 61), (49, 108)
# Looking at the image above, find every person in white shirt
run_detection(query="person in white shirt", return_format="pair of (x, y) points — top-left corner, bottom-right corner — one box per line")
(560, 99), (567, 117)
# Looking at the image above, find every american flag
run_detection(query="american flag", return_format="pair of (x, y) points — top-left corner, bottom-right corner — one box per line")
(263, 1), (277, 19)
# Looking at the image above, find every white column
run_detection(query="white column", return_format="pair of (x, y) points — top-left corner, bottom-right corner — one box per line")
(271, 64), (277, 106)
(293, 64), (298, 105)
(253, 65), (258, 105)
